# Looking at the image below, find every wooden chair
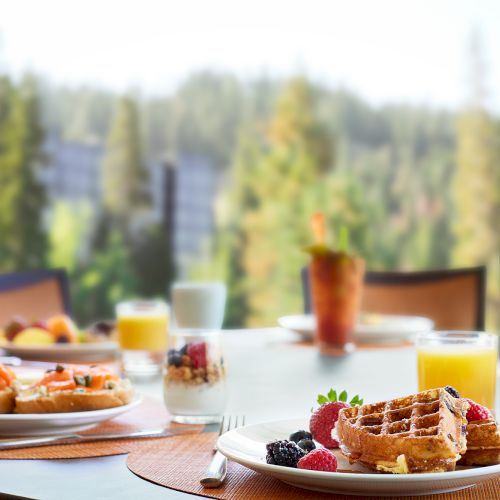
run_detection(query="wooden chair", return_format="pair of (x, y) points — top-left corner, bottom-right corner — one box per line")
(0, 269), (72, 325)
(302, 266), (486, 330)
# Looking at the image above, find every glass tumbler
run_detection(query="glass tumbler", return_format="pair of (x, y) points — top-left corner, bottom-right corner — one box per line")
(116, 300), (169, 379)
(417, 331), (498, 410)
(163, 329), (227, 424)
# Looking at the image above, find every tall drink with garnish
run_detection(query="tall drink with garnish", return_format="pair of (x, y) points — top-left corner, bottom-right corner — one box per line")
(306, 214), (365, 355)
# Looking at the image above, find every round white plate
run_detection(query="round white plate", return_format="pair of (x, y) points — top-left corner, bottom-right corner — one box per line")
(0, 395), (142, 436)
(2, 342), (119, 362)
(217, 417), (500, 497)
(278, 314), (434, 343)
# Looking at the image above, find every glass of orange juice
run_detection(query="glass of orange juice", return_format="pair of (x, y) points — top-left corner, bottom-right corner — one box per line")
(417, 331), (498, 410)
(116, 300), (169, 378)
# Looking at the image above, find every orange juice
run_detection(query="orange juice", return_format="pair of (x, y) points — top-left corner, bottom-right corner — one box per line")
(417, 331), (498, 410)
(117, 315), (168, 351)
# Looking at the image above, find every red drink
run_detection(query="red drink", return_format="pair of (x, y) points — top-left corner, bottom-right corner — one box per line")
(309, 252), (365, 355)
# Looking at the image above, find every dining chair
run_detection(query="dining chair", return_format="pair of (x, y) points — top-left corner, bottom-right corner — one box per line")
(0, 269), (72, 325)
(301, 266), (486, 330)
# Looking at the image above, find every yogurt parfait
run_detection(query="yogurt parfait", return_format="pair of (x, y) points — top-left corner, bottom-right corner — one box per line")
(163, 330), (226, 423)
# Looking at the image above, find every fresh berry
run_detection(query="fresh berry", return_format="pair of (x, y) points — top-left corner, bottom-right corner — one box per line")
(310, 401), (350, 448)
(187, 342), (207, 369)
(465, 399), (492, 422)
(4, 317), (28, 341)
(289, 430), (313, 443)
(179, 344), (188, 356)
(297, 448), (337, 472)
(266, 440), (305, 467)
(297, 439), (316, 453)
(445, 386), (460, 398)
(167, 349), (182, 367)
(309, 389), (363, 448)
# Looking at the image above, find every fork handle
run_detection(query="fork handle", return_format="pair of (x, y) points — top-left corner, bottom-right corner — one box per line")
(200, 451), (227, 488)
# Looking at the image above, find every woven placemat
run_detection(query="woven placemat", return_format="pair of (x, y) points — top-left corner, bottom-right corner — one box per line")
(0, 397), (202, 460)
(127, 431), (500, 500)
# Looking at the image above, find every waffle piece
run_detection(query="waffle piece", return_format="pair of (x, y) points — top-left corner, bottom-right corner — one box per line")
(459, 417), (500, 466)
(336, 388), (469, 473)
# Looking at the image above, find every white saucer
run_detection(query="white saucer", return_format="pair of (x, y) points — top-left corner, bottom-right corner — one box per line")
(217, 417), (500, 497)
(278, 314), (434, 343)
(0, 396), (142, 436)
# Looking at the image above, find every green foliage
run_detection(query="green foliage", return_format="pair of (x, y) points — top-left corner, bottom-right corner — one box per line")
(315, 388), (363, 407)
(0, 75), (47, 272)
(101, 96), (150, 221)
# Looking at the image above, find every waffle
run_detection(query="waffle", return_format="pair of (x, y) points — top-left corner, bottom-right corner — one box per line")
(336, 388), (469, 473)
(459, 417), (500, 466)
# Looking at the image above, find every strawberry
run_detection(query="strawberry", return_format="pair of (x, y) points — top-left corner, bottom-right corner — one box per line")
(187, 342), (207, 369)
(309, 389), (363, 448)
(465, 399), (492, 422)
(297, 448), (337, 472)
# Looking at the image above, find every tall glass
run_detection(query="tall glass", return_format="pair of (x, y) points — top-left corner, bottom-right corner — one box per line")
(309, 253), (365, 355)
(163, 329), (226, 424)
(417, 331), (498, 410)
(116, 300), (169, 378)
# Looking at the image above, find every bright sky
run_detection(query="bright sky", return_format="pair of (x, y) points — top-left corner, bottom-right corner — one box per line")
(1, 0), (499, 109)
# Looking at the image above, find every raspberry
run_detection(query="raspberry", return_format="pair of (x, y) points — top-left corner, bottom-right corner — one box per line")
(187, 342), (207, 369)
(465, 399), (492, 422)
(310, 401), (350, 448)
(266, 440), (305, 467)
(297, 448), (337, 472)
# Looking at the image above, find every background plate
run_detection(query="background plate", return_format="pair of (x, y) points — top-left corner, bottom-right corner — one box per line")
(217, 417), (500, 497)
(278, 314), (434, 343)
(0, 395), (141, 436)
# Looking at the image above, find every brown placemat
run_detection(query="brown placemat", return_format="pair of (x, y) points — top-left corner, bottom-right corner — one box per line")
(127, 431), (500, 500)
(0, 397), (202, 460)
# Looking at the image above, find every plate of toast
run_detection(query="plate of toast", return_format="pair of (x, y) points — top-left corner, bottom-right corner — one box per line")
(217, 388), (500, 496)
(0, 363), (137, 436)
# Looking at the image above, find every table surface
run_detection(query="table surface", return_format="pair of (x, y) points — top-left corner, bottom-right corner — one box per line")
(1, 329), (498, 500)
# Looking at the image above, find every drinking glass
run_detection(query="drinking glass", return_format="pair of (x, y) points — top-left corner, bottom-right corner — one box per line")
(171, 282), (226, 329)
(417, 331), (498, 410)
(116, 300), (169, 378)
(309, 255), (365, 355)
(163, 329), (226, 424)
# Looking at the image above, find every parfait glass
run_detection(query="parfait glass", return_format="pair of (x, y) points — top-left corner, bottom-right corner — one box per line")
(163, 329), (227, 424)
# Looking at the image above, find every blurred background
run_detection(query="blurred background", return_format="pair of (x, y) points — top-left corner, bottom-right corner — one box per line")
(0, 0), (498, 329)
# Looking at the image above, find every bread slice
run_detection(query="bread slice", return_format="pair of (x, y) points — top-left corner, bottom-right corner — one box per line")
(0, 388), (16, 413)
(15, 383), (134, 414)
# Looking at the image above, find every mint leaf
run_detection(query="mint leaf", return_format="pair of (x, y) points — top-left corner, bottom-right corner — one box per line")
(339, 390), (348, 402)
(317, 394), (328, 405)
(327, 389), (337, 402)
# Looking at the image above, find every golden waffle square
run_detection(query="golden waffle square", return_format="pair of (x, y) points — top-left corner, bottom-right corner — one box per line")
(459, 417), (500, 466)
(336, 388), (469, 473)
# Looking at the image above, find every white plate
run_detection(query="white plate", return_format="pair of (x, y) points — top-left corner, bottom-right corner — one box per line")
(278, 314), (434, 343)
(2, 342), (119, 362)
(0, 395), (142, 436)
(217, 417), (500, 497)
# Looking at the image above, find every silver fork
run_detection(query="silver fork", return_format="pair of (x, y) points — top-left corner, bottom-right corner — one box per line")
(200, 415), (245, 488)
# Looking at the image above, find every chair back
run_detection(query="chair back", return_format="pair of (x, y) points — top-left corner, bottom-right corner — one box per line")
(302, 266), (486, 330)
(0, 269), (72, 325)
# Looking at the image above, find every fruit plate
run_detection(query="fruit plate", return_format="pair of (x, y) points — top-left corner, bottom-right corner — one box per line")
(277, 314), (434, 343)
(2, 342), (119, 362)
(217, 417), (500, 497)
(0, 395), (142, 436)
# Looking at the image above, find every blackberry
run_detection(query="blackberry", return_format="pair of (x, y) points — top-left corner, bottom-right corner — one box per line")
(445, 386), (460, 398)
(179, 344), (188, 356)
(289, 430), (313, 443)
(297, 439), (316, 453)
(266, 440), (305, 467)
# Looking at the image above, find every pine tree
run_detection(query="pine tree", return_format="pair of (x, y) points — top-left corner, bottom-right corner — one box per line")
(101, 95), (150, 225)
(0, 75), (47, 272)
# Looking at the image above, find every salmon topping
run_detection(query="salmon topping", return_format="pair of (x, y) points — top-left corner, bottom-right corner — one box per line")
(34, 365), (118, 392)
(0, 364), (15, 390)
